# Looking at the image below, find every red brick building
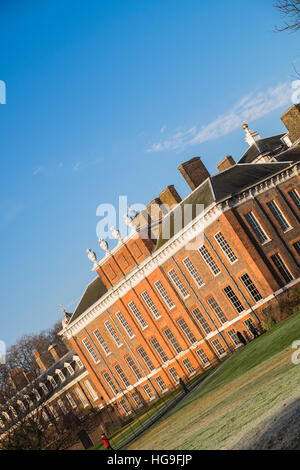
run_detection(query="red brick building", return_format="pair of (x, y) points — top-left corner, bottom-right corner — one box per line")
(58, 104), (300, 416)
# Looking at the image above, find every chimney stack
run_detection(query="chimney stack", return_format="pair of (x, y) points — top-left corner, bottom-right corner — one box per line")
(48, 344), (62, 362)
(8, 369), (31, 392)
(178, 157), (210, 190)
(34, 350), (53, 372)
(280, 103), (300, 145)
(158, 185), (181, 210)
(217, 155), (235, 172)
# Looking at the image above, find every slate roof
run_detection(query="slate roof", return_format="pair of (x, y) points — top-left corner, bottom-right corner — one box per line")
(155, 161), (291, 249)
(68, 276), (107, 325)
(238, 134), (286, 163)
(274, 142), (300, 162)
(0, 349), (86, 431)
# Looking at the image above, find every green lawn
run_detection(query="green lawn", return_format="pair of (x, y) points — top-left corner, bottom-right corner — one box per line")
(126, 311), (300, 450)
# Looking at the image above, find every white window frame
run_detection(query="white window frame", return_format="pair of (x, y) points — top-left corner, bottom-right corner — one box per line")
(82, 338), (100, 363)
(55, 369), (66, 383)
(198, 246), (221, 276)
(196, 348), (210, 367)
(182, 257), (204, 288)
(125, 355), (143, 380)
(244, 211), (270, 244)
(154, 280), (175, 310)
(84, 379), (98, 401)
(150, 337), (169, 363)
(267, 200), (292, 232)
(114, 364), (130, 388)
(182, 358), (196, 376)
(93, 329), (111, 355)
(137, 347), (155, 372)
(116, 311), (135, 338)
(103, 372), (119, 396)
(214, 232), (238, 264)
(163, 328), (182, 354)
(128, 301), (148, 330)
(211, 338), (226, 357)
(177, 318), (197, 345)
(66, 392), (77, 409)
(141, 291), (161, 319)
(104, 321), (123, 348)
(167, 268), (189, 299)
(75, 387), (89, 407)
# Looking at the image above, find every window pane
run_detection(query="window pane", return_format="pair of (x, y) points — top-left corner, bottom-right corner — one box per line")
(240, 273), (262, 303)
(267, 200), (290, 232)
(198, 246), (220, 276)
(244, 212), (268, 243)
(214, 232), (237, 263)
(168, 268), (189, 298)
(223, 286), (244, 313)
(271, 253), (293, 283)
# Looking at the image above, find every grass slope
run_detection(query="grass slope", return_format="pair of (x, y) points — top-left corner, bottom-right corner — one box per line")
(127, 311), (300, 450)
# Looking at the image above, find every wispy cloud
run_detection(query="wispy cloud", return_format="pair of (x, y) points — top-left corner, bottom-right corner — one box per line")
(73, 158), (103, 172)
(33, 166), (44, 176)
(73, 161), (81, 171)
(147, 82), (292, 152)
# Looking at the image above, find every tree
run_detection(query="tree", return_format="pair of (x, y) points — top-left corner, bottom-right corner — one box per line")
(275, 1), (300, 32)
(0, 322), (68, 401)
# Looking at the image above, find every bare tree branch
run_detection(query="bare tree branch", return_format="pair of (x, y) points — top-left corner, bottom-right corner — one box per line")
(275, 0), (300, 32)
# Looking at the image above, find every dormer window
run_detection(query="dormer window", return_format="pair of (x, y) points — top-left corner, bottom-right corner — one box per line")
(39, 383), (48, 395)
(9, 406), (18, 419)
(33, 388), (41, 401)
(47, 376), (57, 389)
(24, 395), (34, 407)
(2, 412), (10, 422)
(73, 355), (84, 370)
(56, 369), (65, 383)
(64, 362), (74, 376)
(17, 400), (26, 412)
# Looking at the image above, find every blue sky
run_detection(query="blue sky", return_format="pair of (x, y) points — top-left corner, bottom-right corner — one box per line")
(0, 0), (299, 346)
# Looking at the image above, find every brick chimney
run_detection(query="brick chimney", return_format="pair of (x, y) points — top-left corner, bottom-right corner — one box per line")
(217, 155), (235, 172)
(280, 103), (300, 144)
(48, 344), (62, 362)
(146, 198), (164, 240)
(146, 198), (164, 221)
(34, 350), (53, 372)
(178, 157), (210, 190)
(133, 209), (151, 229)
(8, 369), (30, 392)
(158, 185), (182, 210)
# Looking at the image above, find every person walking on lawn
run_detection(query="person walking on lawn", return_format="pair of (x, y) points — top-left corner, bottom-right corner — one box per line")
(101, 433), (114, 450)
(179, 377), (189, 394)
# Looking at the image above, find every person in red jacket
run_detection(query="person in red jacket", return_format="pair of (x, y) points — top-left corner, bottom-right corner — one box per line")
(101, 433), (114, 450)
